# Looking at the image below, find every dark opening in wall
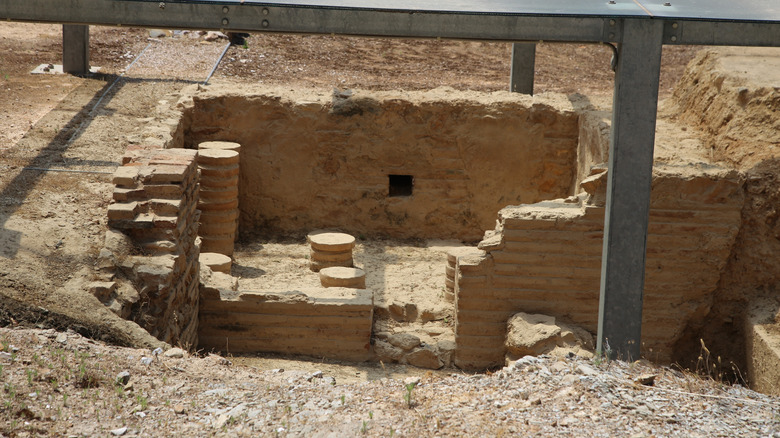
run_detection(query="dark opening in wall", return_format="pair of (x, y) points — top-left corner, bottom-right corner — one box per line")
(388, 174), (413, 197)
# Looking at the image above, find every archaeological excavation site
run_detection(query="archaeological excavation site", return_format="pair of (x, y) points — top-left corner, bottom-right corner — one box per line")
(76, 47), (780, 394)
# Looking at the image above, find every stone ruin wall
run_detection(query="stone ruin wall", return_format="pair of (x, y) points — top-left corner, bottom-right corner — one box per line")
(98, 145), (201, 348)
(172, 86), (580, 241)
(96, 68), (780, 377)
(453, 167), (744, 369)
(671, 49), (780, 387)
(198, 285), (374, 362)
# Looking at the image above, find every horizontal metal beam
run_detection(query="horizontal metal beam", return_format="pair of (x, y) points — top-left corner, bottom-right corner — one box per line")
(5, 1), (779, 46)
(3, 0), (618, 43)
(663, 20), (780, 46)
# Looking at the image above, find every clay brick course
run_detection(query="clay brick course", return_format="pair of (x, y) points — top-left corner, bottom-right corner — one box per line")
(101, 146), (201, 348)
(453, 167), (743, 370)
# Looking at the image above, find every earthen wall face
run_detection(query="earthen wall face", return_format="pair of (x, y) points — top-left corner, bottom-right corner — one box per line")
(454, 168), (744, 370)
(102, 145), (201, 348)
(176, 89), (579, 240)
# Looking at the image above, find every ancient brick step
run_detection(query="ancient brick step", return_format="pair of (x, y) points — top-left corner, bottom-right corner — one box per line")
(200, 236), (235, 256)
(199, 174), (239, 188)
(196, 149), (239, 166)
(310, 250), (353, 263)
(199, 252), (232, 274)
(199, 163), (240, 178)
(198, 198), (240, 211)
(199, 209), (240, 224)
(199, 187), (239, 201)
(310, 259), (354, 272)
(307, 231), (356, 252)
(198, 220), (238, 236)
(198, 141), (241, 153)
(320, 267), (366, 289)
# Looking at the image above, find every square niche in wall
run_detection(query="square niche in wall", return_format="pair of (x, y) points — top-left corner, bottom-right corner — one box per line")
(388, 174), (413, 197)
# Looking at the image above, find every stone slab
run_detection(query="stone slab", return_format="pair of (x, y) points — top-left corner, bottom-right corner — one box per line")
(198, 141), (241, 153)
(320, 267), (366, 289)
(308, 231), (356, 252)
(199, 252), (232, 274)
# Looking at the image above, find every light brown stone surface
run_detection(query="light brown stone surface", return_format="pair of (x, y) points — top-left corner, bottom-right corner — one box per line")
(505, 312), (594, 362)
(199, 252), (232, 274)
(198, 140), (241, 152)
(308, 231), (356, 252)
(196, 149), (239, 166)
(319, 267), (366, 289)
(455, 165), (744, 370)
(746, 298), (780, 396)
(198, 287), (374, 361)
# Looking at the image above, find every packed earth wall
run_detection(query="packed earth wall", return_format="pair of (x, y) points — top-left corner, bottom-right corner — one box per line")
(171, 86), (581, 241)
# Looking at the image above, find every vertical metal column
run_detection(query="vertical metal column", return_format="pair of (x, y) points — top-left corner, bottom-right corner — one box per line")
(63, 24), (90, 74)
(596, 19), (663, 361)
(510, 43), (536, 94)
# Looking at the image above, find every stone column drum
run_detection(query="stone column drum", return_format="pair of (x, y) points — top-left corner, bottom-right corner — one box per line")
(307, 231), (356, 272)
(319, 267), (366, 289)
(199, 141), (241, 154)
(197, 148), (239, 256)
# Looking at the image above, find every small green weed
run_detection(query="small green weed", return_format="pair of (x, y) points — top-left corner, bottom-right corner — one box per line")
(137, 395), (149, 411)
(403, 382), (416, 409)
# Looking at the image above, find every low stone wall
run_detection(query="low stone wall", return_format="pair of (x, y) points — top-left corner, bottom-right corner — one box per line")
(98, 145), (201, 348)
(198, 284), (374, 362)
(745, 298), (780, 396)
(173, 85), (580, 240)
(454, 165), (744, 370)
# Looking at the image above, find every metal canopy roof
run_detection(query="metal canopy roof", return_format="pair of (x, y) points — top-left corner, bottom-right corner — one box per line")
(2, 0), (779, 45)
(122, 0), (780, 22)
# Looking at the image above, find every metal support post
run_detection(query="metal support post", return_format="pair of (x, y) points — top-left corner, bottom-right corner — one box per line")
(510, 43), (536, 94)
(63, 24), (90, 74)
(596, 19), (663, 361)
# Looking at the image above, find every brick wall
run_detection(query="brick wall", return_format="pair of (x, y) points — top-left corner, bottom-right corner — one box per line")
(101, 145), (201, 348)
(454, 166), (744, 370)
(198, 285), (374, 361)
(174, 87), (580, 240)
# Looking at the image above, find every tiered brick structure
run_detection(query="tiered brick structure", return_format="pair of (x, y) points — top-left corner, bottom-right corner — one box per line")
(197, 149), (240, 256)
(454, 166), (744, 370)
(104, 145), (201, 348)
(445, 248), (482, 303)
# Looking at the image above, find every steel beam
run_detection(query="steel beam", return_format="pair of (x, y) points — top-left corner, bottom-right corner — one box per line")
(663, 20), (780, 47)
(510, 43), (536, 94)
(597, 18), (663, 361)
(62, 25), (90, 74)
(0, 0), (617, 43)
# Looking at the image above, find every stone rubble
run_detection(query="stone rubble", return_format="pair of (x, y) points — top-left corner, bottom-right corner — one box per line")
(2, 326), (779, 437)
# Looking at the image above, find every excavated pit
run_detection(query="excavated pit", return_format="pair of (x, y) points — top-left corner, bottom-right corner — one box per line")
(102, 49), (780, 391)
